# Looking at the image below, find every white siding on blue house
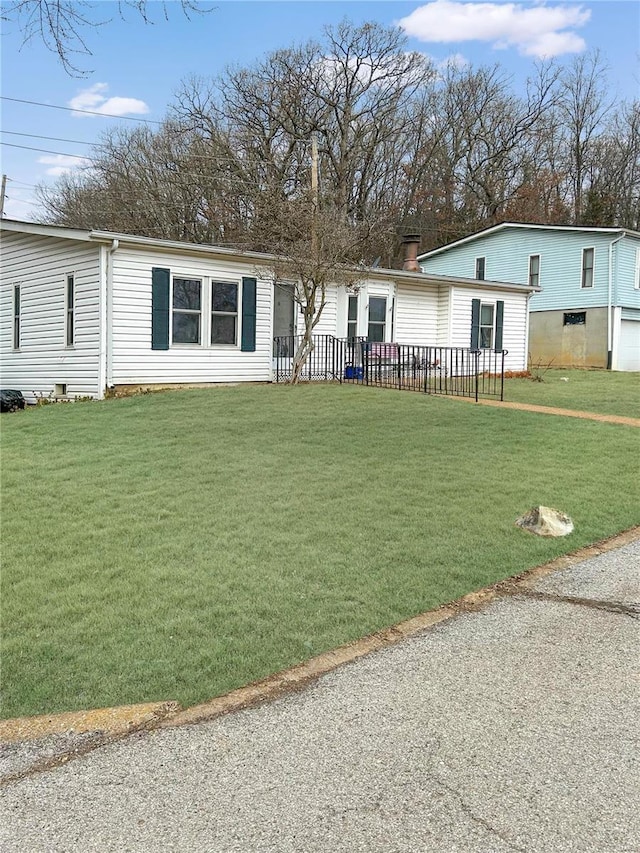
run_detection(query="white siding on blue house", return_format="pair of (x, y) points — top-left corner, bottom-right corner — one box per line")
(0, 231), (102, 401)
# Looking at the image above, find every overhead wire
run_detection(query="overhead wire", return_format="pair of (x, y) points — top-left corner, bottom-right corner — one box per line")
(0, 96), (166, 124)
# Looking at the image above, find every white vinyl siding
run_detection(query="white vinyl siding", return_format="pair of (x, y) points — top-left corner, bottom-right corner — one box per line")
(0, 232), (102, 401)
(450, 286), (528, 371)
(110, 247), (273, 385)
(394, 280), (439, 345)
(301, 283), (338, 338)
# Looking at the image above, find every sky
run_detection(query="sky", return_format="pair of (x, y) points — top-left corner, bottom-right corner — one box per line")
(1, 0), (638, 221)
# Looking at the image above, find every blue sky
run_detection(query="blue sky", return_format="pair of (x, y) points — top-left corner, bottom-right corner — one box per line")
(1, 0), (638, 221)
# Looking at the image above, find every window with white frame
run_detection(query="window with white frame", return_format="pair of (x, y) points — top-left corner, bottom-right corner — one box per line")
(479, 303), (495, 348)
(211, 281), (238, 345)
(172, 278), (201, 344)
(66, 275), (75, 346)
(581, 248), (594, 288)
(529, 254), (540, 288)
(368, 296), (387, 342)
(13, 285), (20, 349)
(475, 257), (486, 280)
(347, 294), (358, 339)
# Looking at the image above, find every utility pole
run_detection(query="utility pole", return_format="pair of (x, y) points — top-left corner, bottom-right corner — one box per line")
(311, 132), (319, 256)
(0, 175), (7, 218)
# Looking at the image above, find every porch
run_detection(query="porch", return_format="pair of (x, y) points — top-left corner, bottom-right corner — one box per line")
(273, 336), (507, 401)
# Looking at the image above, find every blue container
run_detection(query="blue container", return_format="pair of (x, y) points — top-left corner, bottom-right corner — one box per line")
(344, 365), (364, 380)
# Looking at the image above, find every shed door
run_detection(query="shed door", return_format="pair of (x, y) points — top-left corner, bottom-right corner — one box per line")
(618, 320), (640, 371)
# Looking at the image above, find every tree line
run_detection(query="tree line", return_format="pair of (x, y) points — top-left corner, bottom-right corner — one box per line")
(38, 21), (640, 263)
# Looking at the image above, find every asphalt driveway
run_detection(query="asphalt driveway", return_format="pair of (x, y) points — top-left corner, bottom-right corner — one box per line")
(1, 537), (639, 852)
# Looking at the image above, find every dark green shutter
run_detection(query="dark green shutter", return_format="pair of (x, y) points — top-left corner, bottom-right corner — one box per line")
(470, 298), (480, 349)
(151, 267), (170, 350)
(241, 277), (257, 352)
(494, 300), (504, 351)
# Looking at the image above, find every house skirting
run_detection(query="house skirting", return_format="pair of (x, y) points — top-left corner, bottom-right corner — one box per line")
(529, 308), (608, 369)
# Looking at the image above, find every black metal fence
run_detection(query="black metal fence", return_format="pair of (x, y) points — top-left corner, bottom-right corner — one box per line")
(273, 335), (507, 401)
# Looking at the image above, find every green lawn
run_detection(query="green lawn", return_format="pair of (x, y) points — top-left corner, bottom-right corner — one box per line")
(503, 368), (640, 418)
(2, 384), (639, 719)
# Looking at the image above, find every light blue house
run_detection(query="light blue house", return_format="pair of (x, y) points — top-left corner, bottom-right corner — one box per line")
(419, 223), (640, 371)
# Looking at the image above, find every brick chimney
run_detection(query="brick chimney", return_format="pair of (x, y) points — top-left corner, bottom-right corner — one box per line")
(400, 232), (422, 272)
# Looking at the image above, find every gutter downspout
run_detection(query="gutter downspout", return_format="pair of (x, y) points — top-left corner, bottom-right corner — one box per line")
(97, 245), (108, 398)
(607, 234), (624, 370)
(106, 239), (119, 389)
(525, 291), (532, 371)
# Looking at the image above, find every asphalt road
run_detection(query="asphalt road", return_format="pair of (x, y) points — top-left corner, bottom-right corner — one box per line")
(2, 540), (639, 852)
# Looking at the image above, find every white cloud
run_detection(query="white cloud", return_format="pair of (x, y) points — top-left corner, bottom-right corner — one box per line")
(68, 83), (150, 117)
(38, 154), (91, 177)
(398, 1), (590, 59)
(439, 52), (470, 71)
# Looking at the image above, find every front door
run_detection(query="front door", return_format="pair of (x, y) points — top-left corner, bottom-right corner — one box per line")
(273, 282), (295, 357)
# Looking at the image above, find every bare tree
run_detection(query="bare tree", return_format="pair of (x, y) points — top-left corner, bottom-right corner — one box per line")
(253, 188), (374, 383)
(2, 0), (209, 75)
(37, 19), (640, 257)
(557, 50), (614, 223)
(174, 21), (435, 232)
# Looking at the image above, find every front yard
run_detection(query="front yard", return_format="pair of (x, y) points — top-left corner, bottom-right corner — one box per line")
(2, 383), (638, 719)
(503, 368), (640, 418)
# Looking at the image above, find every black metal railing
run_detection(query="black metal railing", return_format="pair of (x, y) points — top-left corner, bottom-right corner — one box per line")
(273, 335), (507, 400)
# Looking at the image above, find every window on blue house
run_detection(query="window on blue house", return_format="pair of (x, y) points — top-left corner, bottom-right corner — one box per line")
(475, 257), (486, 280)
(529, 255), (540, 288)
(564, 312), (586, 326)
(581, 248), (594, 288)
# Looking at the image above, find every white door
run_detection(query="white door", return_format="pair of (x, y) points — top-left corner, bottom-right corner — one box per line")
(618, 320), (640, 371)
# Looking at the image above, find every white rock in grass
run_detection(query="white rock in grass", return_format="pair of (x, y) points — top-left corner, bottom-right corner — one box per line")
(515, 505), (574, 537)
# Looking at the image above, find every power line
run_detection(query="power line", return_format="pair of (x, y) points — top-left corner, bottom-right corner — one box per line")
(0, 96), (164, 124)
(2, 130), (96, 146)
(1, 131), (312, 165)
(1, 142), (92, 160)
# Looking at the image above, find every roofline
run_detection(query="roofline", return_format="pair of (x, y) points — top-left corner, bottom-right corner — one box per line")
(418, 222), (640, 260)
(0, 219), (537, 293)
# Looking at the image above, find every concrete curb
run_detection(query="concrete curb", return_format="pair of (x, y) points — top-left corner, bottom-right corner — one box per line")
(3, 526), (637, 752)
(0, 702), (181, 746)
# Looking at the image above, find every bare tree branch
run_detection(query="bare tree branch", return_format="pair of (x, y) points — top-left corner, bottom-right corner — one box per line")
(2, 0), (211, 75)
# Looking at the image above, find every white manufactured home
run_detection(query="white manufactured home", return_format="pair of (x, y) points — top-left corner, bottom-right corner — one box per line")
(0, 221), (537, 401)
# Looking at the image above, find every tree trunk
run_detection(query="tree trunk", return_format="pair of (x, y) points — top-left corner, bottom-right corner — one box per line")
(291, 316), (315, 384)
